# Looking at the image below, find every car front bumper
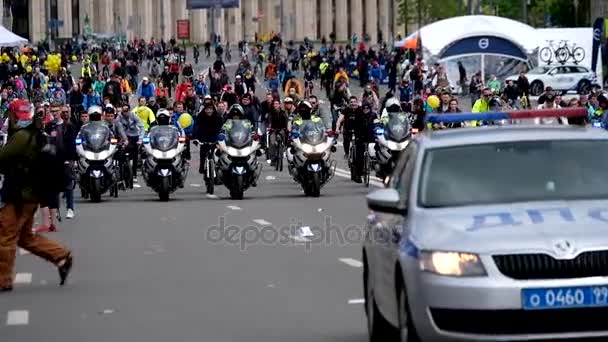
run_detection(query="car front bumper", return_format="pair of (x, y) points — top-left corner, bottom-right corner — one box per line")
(406, 257), (608, 341)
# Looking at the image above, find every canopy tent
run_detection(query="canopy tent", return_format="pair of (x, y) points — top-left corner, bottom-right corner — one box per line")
(0, 25), (27, 47)
(395, 15), (539, 84)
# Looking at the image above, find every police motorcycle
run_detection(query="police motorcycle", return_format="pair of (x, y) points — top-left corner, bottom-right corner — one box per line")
(75, 108), (120, 202)
(290, 119), (337, 197)
(142, 109), (189, 201)
(373, 111), (412, 179)
(217, 106), (263, 200)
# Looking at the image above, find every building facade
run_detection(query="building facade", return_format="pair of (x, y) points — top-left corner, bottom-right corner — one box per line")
(1, 0), (406, 44)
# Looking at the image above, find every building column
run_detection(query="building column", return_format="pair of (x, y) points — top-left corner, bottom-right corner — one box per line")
(295, 0), (305, 41)
(350, 0), (363, 39)
(56, 0), (73, 38)
(215, 8), (225, 43)
(378, 0), (389, 43)
(96, 0), (114, 34)
(226, 7), (241, 43)
(136, 0), (154, 41)
(79, 0), (95, 35)
(364, 0), (377, 44)
(335, 0), (348, 41)
(242, 0), (259, 42)
(320, 0), (333, 40)
(392, 0), (405, 40)
(29, 0), (46, 43)
(306, 0), (317, 40)
(190, 9), (208, 44)
(160, 0), (173, 40)
(115, 0), (135, 40)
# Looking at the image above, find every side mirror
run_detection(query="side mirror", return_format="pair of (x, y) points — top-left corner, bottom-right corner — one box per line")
(366, 188), (405, 215)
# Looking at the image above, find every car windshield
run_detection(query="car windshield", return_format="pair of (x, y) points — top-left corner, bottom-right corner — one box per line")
(419, 140), (608, 208)
(528, 66), (551, 74)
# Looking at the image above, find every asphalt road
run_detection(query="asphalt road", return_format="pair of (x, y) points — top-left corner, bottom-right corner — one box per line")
(0, 142), (378, 341)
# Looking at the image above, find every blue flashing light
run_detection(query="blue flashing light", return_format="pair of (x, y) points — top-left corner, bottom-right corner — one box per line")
(75, 138), (82, 145)
(374, 127), (385, 135)
(426, 112), (508, 124)
(142, 137), (151, 143)
(426, 108), (587, 124)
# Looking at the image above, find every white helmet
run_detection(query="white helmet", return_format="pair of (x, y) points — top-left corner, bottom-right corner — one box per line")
(88, 105), (103, 116)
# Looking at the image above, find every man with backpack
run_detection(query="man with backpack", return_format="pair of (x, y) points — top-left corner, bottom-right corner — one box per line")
(0, 100), (73, 292)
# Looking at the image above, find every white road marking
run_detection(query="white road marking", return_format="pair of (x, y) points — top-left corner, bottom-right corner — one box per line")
(336, 167), (383, 182)
(348, 298), (365, 304)
(265, 175), (276, 180)
(253, 219), (272, 226)
(190, 183), (202, 187)
(227, 205), (242, 210)
(6, 310), (29, 325)
(296, 226), (314, 237)
(133, 184), (142, 188)
(339, 258), (364, 268)
(18, 249), (30, 256)
(206, 194), (218, 199)
(333, 170), (383, 188)
(13, 273), (32, 285)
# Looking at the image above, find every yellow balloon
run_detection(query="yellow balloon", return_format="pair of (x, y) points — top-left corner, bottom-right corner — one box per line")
(427, 95), (440, 109)
(71, 55), (77, 62)
(31, 55), (37, 61)
(178, 113), (193, 129)
(26, 65), (32, 73)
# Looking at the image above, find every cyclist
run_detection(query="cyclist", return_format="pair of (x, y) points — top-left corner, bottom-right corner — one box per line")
(469, 87), (492, 127)
(336, 96), (367, 183)
(133, 97), (156, 132)
(193, 102), (223, 174)
(267, 98), (289, 166)
(116, 103), (145, 181)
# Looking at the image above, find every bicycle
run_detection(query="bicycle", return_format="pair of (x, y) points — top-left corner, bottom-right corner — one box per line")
(362, 146), (371, 187)
(267, 128), (285, 172)
(347, 130), (357, 180)
(194, 140), (217, 195)
(539, 40), (585, 65)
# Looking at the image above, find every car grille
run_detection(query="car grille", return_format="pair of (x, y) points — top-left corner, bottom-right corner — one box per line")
(493, 251), (608, 280)
(430, 307), (608, 335)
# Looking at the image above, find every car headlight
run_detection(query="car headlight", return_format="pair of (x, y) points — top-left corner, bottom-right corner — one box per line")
(419, 251), (486, 277)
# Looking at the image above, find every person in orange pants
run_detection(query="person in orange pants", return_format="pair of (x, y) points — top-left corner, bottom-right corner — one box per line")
(0, 100), (72, 292)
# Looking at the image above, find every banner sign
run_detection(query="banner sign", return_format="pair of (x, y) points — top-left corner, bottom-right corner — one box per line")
(177, 20), (190, 40)
(186, 0), (240, 9)
(591, 17), (604, 74)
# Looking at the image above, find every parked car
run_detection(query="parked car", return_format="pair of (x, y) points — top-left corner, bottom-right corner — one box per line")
(506, 65), (599, 96)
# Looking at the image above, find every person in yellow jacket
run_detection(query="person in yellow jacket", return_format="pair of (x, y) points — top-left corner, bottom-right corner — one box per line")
(133, 97), (156, 132)
(334, 66), (349, 84)
(468, 88), (492, 127)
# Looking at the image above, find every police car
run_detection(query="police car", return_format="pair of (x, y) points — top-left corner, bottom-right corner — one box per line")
(363, 109), (608, 341)
(505, 65), (598, 97)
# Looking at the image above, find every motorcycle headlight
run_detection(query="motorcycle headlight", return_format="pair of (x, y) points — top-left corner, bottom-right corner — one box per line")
(385, 140), (409, 151)
(151, 149), (179, 159)
(226, 146), (253, 157)
(300, 143), (314, 154)
(419, 251), (486, 277)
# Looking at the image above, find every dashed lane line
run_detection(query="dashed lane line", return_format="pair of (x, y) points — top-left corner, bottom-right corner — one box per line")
(348, 298), (365, 304)
(339, 258), (364, 268)
(227, 205), (242, 210)
(13, 273), (32, 285)
(6, 310), (29, 325)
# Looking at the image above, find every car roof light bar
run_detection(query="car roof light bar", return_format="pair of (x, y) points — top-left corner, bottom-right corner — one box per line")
(426, 108), (588, 124)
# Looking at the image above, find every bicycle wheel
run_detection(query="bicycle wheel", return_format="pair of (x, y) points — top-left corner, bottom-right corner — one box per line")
(555, 47), (569, 64)
(539, 47), (553, 64)
(363, 151), (370, 187)
(572, 47), (585, 64)
(274, 138), (282, 171)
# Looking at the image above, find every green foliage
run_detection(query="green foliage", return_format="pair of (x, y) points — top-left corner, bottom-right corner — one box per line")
(397, 0), (462, 27)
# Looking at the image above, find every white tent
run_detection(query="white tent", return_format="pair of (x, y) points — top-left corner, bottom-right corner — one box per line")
(0, 25), (27, 47)
(396, 15), (540, 56)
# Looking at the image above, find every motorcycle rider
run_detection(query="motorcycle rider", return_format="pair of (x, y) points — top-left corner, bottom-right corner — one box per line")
(193, 102), (223, 174)
(103, 105), (128, 143)
(77, 105), (113, 198)
(219, 104), (257, 186)
(287, 101), (323, 173)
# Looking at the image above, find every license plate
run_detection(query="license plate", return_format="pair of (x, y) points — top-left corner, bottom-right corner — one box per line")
(522, 285), (608, 310)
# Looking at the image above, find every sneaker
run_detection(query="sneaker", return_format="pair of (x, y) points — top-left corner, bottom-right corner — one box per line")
(66, 209), (75, 219)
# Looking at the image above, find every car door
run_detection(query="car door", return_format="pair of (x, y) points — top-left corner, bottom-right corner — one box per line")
(553, 66), (572, 90)
(375, 142), (418, 316)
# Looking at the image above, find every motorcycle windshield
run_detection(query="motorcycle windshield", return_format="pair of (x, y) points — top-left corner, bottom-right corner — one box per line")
(384, 112), (411, 142)
(226, 120), (252, 148)
(299, 120), (326, 145)
(80, 122), (111, 153)
(149, 126), (179, 152)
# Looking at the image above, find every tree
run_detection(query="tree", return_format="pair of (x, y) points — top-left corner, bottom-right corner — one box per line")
(397, 0), (462, 32)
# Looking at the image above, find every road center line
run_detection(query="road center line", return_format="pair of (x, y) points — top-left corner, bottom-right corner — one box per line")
(348, 298), (365, 304)
(190, 183), (202, 187)
(253, 219), (272, 226)
(339, 258), (364, 268)
(6, 310), (29, 325)
(13, 273), (32, 285)
(227, 205), (242, 210)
